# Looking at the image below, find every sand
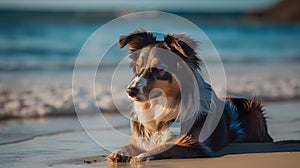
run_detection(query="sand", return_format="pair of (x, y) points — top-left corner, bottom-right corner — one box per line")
(62, 152), (300, 168)
(0, 109), (299, 168)
(57, 141), (300, 168)
(54, 134), (300, 167)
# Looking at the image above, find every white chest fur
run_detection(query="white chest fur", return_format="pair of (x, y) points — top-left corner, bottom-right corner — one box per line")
(135, 129), (171, 151)
(132, 96), (178, 151)
(134, 97), (167, 122)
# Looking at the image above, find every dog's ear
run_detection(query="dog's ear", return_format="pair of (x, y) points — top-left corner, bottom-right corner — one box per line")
(119, 29), (156, 53)
(164, 34), (201, 70)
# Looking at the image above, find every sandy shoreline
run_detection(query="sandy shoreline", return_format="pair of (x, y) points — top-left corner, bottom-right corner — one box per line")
(60, 152), (300, 168)
(58, 140), (300, 168)
(0, 106), (299, 167)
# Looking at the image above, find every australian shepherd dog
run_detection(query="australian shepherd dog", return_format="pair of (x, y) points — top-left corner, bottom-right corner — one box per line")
(107, 29), (273, 163)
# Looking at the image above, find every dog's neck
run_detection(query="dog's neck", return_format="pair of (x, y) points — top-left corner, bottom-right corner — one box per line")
(133, 97), (179, 132)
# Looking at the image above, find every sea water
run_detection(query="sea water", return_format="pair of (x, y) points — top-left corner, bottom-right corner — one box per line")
(0, 11), (299, 117)
(0, 12), (300, 71)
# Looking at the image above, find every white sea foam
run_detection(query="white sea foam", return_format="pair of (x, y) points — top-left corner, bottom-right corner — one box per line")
(0, 63), (299, 119)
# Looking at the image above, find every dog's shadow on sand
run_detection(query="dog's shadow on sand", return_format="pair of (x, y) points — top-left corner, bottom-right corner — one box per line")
(59, 140), (300, 167)
(213, 140), (300, 157)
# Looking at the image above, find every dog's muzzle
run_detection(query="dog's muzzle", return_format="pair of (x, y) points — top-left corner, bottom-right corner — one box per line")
(126, 87), (139, 98)
(126, 76), (147, 100)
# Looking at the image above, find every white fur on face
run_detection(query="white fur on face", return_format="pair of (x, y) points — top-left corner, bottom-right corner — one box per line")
(133, 92), (167, 124)
(127, 76), (148, 100)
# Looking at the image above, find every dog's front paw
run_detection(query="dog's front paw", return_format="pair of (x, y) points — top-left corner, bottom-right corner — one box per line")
(130, 153), (154, 162)
(107, 150), (132, 163)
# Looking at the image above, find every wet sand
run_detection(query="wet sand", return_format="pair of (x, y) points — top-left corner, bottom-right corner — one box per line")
(0, 101), (299, 167)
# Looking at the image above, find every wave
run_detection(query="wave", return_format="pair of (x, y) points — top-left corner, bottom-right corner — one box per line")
(0, 66), (300, 120)
(1, 55), (300, 72)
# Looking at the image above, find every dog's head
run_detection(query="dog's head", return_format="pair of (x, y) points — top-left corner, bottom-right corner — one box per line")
(120, 30), (201, 105)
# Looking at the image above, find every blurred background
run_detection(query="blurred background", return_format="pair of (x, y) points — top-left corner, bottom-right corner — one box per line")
(0, 0), (299, 71)
(1, 0), (299, 118)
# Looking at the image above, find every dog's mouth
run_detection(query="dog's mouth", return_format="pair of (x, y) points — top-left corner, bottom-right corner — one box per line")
(131, 96), (144, 102)
(129, 94), (147, 102)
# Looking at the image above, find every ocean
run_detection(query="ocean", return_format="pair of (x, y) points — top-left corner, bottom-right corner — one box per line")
(0, 11), (300, 71)
(0, 10), (299, 119)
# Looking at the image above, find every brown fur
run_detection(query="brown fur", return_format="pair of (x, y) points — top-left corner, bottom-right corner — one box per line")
(107, 30), (273, 163)
(145, 79), (180, 100)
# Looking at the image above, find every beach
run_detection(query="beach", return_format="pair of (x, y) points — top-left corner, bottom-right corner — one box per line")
(0, 102), (300, 168)
(0, 106), (300, 168)
(1, 1), (300, 167)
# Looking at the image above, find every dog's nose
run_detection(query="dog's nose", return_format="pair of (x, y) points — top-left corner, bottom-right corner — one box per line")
(126, 87), (139, 97)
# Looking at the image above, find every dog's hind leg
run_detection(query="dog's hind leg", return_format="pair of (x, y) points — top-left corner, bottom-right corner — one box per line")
(228, 98), (273, 142)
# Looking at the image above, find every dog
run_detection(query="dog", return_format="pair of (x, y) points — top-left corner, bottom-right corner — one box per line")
(107, 29), (273, 163)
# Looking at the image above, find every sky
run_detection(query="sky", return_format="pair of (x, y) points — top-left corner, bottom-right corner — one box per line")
(0, 0), (279, 12)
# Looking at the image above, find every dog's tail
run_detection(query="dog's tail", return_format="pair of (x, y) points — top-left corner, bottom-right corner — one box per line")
(228, 98), (273, 142)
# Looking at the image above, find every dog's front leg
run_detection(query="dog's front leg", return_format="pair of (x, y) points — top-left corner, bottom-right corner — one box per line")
(107, 144), (144, 163)
(131, 143), (212, 162)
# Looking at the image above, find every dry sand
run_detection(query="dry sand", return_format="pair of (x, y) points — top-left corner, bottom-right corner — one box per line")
(61, 144), (300, 168)
(80, 152), (299, 168)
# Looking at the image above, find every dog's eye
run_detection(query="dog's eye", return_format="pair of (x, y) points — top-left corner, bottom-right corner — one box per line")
(147, 67), (172, 81)
(157, 68), (166, 77)
(151, 67), (166, 78)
